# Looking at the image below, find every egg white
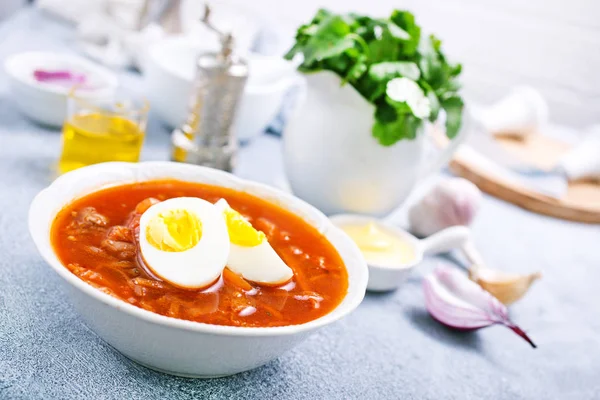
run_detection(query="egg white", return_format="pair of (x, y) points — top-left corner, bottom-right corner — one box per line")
(139, 197), (230, 289)
(215, 199), (293, 285)
(227, 241), (294, 285)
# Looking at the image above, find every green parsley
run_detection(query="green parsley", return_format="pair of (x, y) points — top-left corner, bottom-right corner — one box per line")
(285, 9), (463, 146)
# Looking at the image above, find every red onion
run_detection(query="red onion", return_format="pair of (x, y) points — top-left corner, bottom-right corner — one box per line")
(423, 265), (536, 348)
(33, 69), (87, 86)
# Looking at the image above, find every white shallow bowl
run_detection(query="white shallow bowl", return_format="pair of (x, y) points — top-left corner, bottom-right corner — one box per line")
(5, 51), (118, 127)
(28, 162), (368, 377)
(145, 37), (300, 142)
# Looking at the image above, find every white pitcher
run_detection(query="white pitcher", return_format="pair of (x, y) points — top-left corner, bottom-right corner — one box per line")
(283, 71), (468, 217)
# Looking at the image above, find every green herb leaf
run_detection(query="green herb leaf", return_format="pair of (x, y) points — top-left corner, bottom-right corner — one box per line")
(353, 74), (387, 102)
(449, 63), (462, 78)
(303, 16), (354, 64)
(367, 26), (400, 63)
(389, 10), (420, 55)
(374, 101), (397, 123)
(436, 80), (462, 99)
(373, 111), (420, 146)
(313, 9), (333, 23)
(442, 96), (464, 138)
(304, 37), (354, 64)
(369, 61), (420, 82)
(344, 54), (369, 83)
(427, 90), (441, 122)
(418, 35), (445, 88)
(387, 22), (410, 40)
(300, 24), (318, 37)
(385, 96), (412, 114)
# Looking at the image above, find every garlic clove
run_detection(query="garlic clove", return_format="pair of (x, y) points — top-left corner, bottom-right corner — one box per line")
(469, 266), (541, 306)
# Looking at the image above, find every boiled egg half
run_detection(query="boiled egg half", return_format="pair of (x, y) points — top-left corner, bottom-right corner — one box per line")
(215, 199), (293, 285)
(139, 197), (230, 289)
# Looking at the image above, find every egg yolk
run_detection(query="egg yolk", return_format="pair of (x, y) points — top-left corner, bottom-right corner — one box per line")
(223, 208), (265, 247)
(146, 209), (202, 252)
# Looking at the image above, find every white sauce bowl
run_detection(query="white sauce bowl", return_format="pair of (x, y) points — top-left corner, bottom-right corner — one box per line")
(330, 214), (470, 292)
(28, 162), (368, 377)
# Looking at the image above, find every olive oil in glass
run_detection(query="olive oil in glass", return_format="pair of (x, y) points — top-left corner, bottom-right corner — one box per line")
(58, 95), (148, 174)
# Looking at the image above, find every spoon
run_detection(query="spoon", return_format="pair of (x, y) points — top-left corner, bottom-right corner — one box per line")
(329, 214), (470, 292)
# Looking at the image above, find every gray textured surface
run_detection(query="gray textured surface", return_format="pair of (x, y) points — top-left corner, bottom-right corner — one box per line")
(1, 8), (600, 400)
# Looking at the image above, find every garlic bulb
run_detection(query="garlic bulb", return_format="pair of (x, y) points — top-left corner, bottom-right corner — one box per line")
(469, 266), (541, 305)
(408, 178), (482, 237)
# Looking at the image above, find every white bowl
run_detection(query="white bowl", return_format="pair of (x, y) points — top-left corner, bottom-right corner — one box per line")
(145, 37), (300, 142)
(4, 52), (118, 127)
(28, 162), (368, 377)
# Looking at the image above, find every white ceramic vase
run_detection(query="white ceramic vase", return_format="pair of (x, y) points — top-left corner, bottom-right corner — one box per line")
(283, 71), (466, 217)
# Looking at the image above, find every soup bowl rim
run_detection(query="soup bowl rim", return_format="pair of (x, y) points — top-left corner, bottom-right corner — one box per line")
(28, 161), (368, 337)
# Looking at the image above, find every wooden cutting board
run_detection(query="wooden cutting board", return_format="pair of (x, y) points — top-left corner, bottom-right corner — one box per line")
(448, 133), (600, 224)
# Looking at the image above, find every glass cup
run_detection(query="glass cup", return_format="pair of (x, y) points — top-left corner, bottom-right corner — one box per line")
(58, 90), (149, 174)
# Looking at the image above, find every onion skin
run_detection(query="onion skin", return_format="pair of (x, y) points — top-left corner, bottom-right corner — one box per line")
(423, 265), (536, 348)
